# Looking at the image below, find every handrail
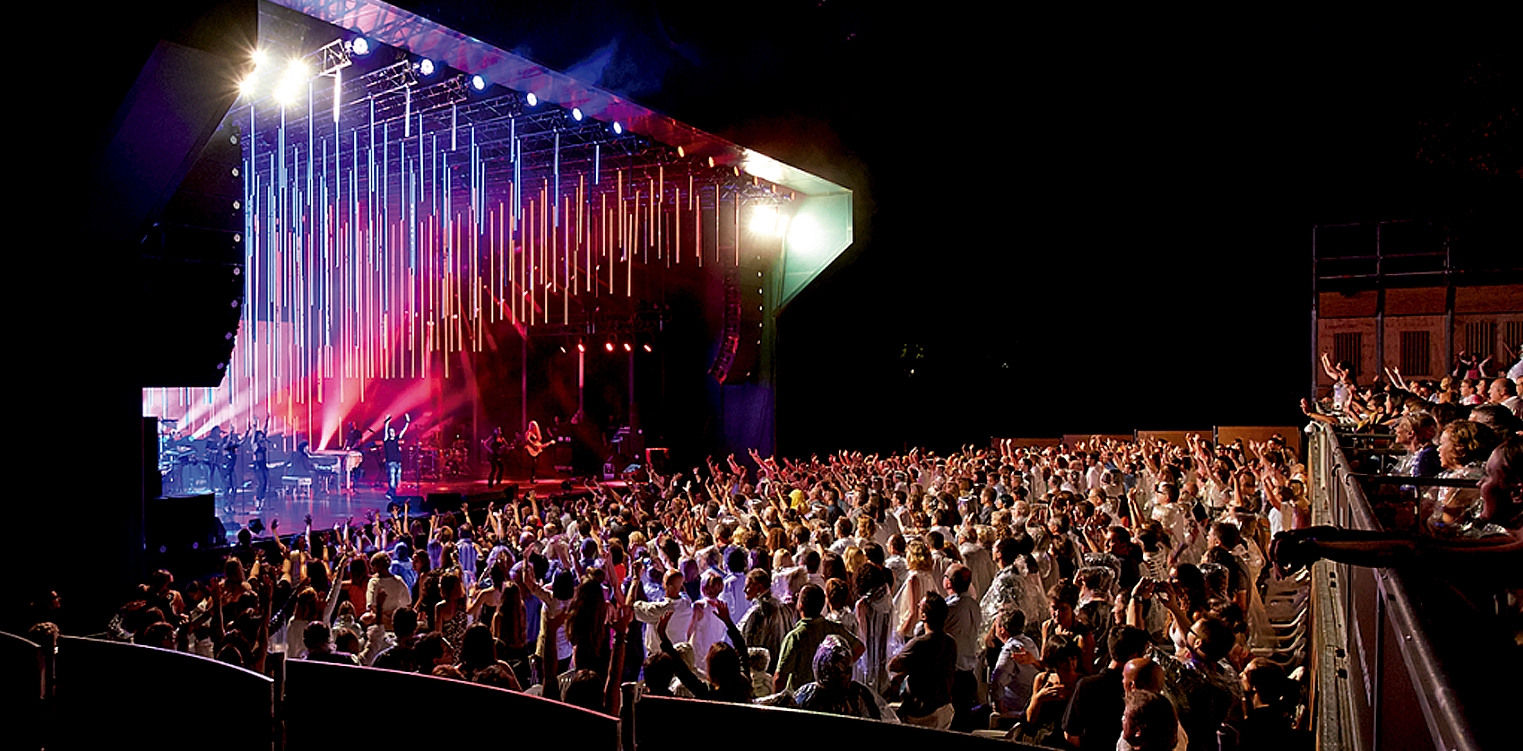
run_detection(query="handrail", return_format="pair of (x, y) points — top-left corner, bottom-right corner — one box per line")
(1307, 422), (1482, 751)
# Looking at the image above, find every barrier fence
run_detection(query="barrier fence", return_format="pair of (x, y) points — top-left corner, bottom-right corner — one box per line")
(1307, 422), (1483, 751)
(5, 634), (1019, 750)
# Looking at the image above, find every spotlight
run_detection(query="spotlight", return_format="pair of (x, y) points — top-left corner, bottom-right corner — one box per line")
(748, 205), (779, 235)
(623, 342), (632, 352)
(471, 75), (486, 91)
(419, 58), (436, 76)
(643, 343), (653, 353)
(576, 341), (586, 353)
(571, 107), (583, 121)
(612, 121), (623, 135)
(351, 37), (370, 56)
(273, 82), (300, 106)
(525, 92), (538, 106)
(251, 49), (268, 70)
(559, 345), (567, 354)
(604, 341), (614, 352)
(238, 77), (258, 97)
(676, 146), (685, 158)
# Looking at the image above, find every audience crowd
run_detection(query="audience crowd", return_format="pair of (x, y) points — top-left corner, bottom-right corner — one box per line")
(22, 352), (1521, 750)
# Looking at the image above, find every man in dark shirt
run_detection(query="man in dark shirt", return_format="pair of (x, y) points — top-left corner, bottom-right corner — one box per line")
(1063, 625), (1151, 751)
(889, 591), (957, 730)
(371, 607), (421, 671)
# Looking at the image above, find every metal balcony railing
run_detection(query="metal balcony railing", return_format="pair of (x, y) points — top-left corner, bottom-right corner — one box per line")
(1307, 423), (1482, 751)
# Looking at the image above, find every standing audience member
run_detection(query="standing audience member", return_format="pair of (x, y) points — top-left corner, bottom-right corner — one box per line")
(889, 592), (957, 730)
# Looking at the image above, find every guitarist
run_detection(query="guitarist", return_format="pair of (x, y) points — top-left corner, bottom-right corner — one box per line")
(522, 420), (545, 484)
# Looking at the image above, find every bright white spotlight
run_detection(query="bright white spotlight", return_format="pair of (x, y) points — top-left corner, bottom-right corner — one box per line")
(525, 92), (538, 106)
(471, 75), (486, 91)
(571, 107), (583, 121)
(351, 37), (370, 56)
(251, 49), (267, 70)
(748, 205), (779, 235)
(419, 58), (435, 76)
(285, 58), (309, 80)
(612, 121), (623, 135)
(239, 77), (258, 98)
(273, 80), (300, 106)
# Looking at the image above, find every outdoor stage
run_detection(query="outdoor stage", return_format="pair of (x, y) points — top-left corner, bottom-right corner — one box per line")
(172, 455), (609, 544)
(213, 475), (558, 540)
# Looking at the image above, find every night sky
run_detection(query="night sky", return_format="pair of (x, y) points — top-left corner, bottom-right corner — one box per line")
(385, 3), (1517, 455)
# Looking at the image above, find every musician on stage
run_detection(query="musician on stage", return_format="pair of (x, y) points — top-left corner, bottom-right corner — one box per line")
(344, 421), (366, 450)
(221, 426), (242, 499)
(383, 414), (411, 499)
(483, 427), (508, 488)
(251, 417), (270, 511)
(523, 419), (545, 484)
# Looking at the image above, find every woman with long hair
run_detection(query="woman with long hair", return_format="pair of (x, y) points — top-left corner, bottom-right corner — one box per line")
(894, 540), (944, 641)
(434, 572), (470, 652)
(492, 581), (531, 687)
(565, 571), (611, 673)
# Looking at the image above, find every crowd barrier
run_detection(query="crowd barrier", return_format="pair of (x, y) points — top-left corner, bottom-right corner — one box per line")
(1306, 423), (1483, 751)
(630, 693), (1026, 750)
(283, 658), (619, 749)
(49, 635), (274, 750)
(4, 633), (1021, 751)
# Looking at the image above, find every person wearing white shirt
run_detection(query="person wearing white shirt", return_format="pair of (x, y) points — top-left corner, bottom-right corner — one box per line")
(365, 551), (411, 630)
(634, 568), (694, 660)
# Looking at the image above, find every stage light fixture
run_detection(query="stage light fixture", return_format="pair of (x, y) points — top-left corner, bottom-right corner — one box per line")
(471, 75), (486, 91)
(252, 49), (268, 70)
(612, 121), (623, 135)
(577, 341), (586, 353)
(571, 107), (583, 121)
(643, 343), (653, 353)
(526, 92), (538, 106)
(604, 341), (615, 352)
(351, 37), (370, 56)
(419, 58), (436, 76)
(676, 146), (685, 158)
(559, 345), (567, 354)
(623, 342), (632, 352)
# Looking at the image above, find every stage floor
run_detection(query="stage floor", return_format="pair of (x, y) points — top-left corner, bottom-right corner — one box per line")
(206, 471), (584, 543)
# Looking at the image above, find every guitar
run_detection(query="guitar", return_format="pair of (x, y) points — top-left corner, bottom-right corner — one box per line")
(523, 434), (546, 457)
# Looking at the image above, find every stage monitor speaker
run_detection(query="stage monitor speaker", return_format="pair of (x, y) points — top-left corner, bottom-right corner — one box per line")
(147, 493), (217, 552)
(423, 492), (466, 513)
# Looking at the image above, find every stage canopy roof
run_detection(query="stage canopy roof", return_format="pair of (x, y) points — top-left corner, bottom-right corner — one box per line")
(257, 0), (852, 309)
